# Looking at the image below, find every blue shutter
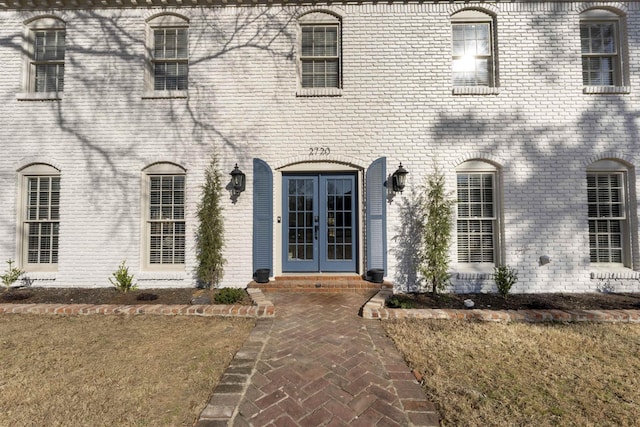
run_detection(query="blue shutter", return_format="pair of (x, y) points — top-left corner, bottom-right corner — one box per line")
(253, 159), (273, 275)
(366, 157), (387, 272)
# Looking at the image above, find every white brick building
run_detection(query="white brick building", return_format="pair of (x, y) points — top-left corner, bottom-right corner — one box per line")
(1, 0), (639, 293)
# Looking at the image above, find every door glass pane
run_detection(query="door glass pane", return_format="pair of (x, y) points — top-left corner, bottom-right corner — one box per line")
(325, 178), (353, 262)
(287, 178), (315, 261)
(328, 245), (335, 259)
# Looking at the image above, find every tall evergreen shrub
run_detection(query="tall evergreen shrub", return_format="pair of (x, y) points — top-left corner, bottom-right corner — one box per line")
(419, 165), (455, 295)
(196, 154), (225, 288)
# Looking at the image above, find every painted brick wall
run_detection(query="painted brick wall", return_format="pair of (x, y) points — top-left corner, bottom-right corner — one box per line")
(0, 1), (639, 292)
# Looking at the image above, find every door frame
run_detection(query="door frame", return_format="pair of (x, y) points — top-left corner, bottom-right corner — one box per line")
(274, 162), (364, 276)
(281, 173), (358, 273)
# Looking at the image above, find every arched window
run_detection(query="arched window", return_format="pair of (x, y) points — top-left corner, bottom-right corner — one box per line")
(18, 164), (61, 271)
(456, 160), (501, 266)
(580, 9), (625, 88)
(451, 10), (496, 88)
(142, 163), (186, 270)
(298, 12), (341, 89)
(145, 14), (189, 94)
(23, 17), (66, 94)
(587, 160), (633, 266)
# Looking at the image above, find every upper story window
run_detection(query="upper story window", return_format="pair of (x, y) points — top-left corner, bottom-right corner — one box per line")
(587, 160), (632, 267)
(18, 164), (61, 272)
(144, 14), (189, 97)
(580, 9), (628, 92)
(451, 10), (496, 89)
(142, 163), (186, 270)
(298, 12), (341, 94)
(22, 17), (65, 97)
(456, 160), (501, 268)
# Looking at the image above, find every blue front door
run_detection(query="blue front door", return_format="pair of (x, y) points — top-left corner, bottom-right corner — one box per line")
(283, 174), (357, 272)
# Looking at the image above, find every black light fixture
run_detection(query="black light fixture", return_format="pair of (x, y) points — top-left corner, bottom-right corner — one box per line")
(230, 163), (246, 196)
(392, 163), (408, 193)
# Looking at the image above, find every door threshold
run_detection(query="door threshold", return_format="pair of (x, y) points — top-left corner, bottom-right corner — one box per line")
(275, 273), (363, 280)
(251, 274), (386, 293)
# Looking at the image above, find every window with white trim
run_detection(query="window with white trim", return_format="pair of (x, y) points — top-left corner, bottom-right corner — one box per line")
(24, 17), (65, 94)
(146, 15), (189, 94)
(143, 163), (186, 269)
(456, 161), (500, 265)
(587, 160), (632, 266)
(580, 9), (624, 87)
(299, 12), (341, 89)
(451, 10), (496, 87)
(19, 164), (60, 271)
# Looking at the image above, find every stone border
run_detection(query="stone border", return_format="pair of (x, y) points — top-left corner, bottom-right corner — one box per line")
(0, 288), (275, 318)
(196, 317), (275, 426)
(362, 289), (640, 323)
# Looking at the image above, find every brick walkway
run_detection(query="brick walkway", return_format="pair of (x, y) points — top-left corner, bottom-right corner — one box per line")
(196, 292), (439, 426)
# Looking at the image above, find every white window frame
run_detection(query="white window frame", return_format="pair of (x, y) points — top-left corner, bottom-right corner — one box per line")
(143, 14), (189, 99)
(451, 10), (498, 95)
(456, 161), (501, 270)
(587, 160), (632, 268)
(297, 11), (342, 97)
(17, 164), (60, 272)
(141, 163), (186, 271)
(18, 17), (65, 101)
(580, 9), (629, 94)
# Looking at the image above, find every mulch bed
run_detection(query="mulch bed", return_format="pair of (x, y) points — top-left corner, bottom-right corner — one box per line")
(4, 287), (639, 311)
(387, 292), (640, 311)
(0, 287), (253, 306)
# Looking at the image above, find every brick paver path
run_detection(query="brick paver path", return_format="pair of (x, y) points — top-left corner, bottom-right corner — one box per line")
(197, 292), (439, 426)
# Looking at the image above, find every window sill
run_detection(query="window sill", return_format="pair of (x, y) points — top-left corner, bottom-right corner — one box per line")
(142, 90), (188, 99)
(590, 266), (640, 280)
(21, 271), (57, 281)
(452, 86), (499, 96)
(16, 92), (62, 101)
(137, 271), (187, 281)
(296, 87), (342, 97)
(583, 86), (630, 95)
(455, 264), (495, 280)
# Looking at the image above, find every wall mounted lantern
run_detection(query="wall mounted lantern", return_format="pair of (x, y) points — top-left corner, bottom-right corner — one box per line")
(392, 163), (408, 193)
(230, 163), (246, 196)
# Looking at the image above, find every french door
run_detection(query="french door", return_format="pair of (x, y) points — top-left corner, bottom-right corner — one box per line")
(282, 174), (357, 272)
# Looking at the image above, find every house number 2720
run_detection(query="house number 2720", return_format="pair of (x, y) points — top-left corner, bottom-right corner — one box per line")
(309, 147), (331, 156)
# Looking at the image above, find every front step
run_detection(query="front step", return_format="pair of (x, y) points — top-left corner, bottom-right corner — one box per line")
(249, 275), (391, 293)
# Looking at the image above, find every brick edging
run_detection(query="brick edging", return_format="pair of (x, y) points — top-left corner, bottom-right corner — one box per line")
(0, 288), (275, 318)
(362, 290), (640, 323)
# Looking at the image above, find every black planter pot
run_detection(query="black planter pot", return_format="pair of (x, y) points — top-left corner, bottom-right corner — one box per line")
(367, 269), (384, 283)
(254, 269), (270, 283)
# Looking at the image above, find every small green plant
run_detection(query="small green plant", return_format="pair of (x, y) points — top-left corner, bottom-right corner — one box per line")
(494, 265), (518, 299)
(109, 260), (137, 293)
(214, 288), (245, 304)
(1, 259), (24, 289)
(387, 295), (416, 309)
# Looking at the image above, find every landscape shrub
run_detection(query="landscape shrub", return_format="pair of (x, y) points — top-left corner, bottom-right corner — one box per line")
(196, 154), (225, 288)
(214, 288), (245, 304)
(494, 265), (518, 299)
(387, 295), (416, 309)
(109, 260), (137, 293)
(1, 260), (24, 289)
(419, 164), (455, 295)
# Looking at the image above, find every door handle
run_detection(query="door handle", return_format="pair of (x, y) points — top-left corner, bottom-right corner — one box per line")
(314, 216), (319, 240)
